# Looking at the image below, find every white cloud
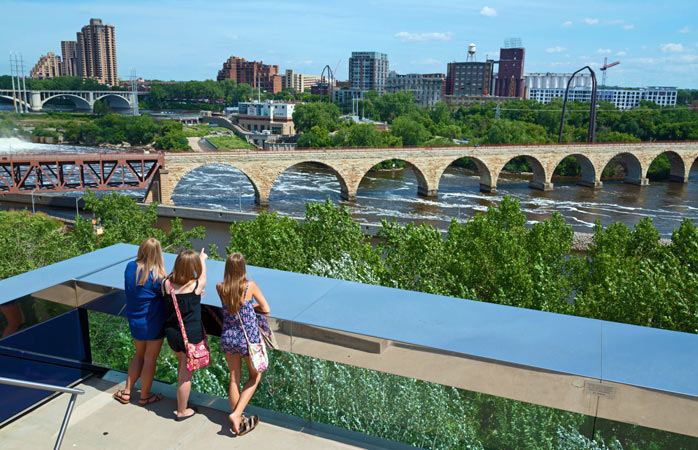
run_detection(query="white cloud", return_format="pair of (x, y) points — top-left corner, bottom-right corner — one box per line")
(597, 48), (611, 54)
(562, 21), (573, 28)
(584, 18), (599, 25)
(546, 46), (566, 53)
(678, 26), (691, 34)
(661, 43), (684, 53)
(480, 6), (497, 17)
(623, 24), (634, 30)
(394, 31), (453, 42)
(616, 51), (627, 56)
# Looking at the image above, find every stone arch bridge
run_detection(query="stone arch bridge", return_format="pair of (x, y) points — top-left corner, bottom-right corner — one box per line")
(0, 89), (138, 112)
(151, 142), (698, 206)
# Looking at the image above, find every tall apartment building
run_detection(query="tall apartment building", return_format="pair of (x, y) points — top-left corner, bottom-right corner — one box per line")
(385, 72), (444, 108)
(61, 41), (78, 77)
(76, 18), (118, 86)
(30, 52), (62, 80)
(282, 69), (323, 92)
(528, 86), (677, 110)
(445, 60), (495, 97)
(217, 56), (282, 93)
(348, 52), (389, 94)
(495, 47), (525, 99)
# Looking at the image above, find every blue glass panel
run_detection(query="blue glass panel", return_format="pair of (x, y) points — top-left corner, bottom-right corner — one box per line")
(2, 309), (90, 363)
(0, 354), (89, 423)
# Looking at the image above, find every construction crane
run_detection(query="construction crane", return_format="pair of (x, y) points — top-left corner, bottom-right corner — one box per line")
(600, 57), (620, 87)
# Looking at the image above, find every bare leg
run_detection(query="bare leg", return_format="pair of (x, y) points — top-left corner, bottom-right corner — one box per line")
(139, 339), (163, 399)
(224, 353), (242, 428)
(1, 304), (22, 338)
(229, 356), (261, 433)
(125, 339), (147, 395)
(175, 351), (195, 417)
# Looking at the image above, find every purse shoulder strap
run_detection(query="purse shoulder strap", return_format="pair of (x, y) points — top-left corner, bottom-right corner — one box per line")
(236, 282), (251, 345)
(167, 280), (190, 348)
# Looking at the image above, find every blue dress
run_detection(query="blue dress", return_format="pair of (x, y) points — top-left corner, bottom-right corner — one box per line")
(124, 261), (166, 341)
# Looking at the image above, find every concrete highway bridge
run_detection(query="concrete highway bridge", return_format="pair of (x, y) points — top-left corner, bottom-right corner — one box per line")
(152, 141), (698, 206)
(0, 89), (139, 112)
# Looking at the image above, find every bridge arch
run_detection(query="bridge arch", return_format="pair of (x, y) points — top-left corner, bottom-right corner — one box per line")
(436, 156), (495, 194)
(356, 158), (433, 199)
(0, 94), (29, 110)
(494, 154), (551, 191)
(646, 151), (689, 182)
(600, 152), (647, 185)
(267, 160), (349, 205)
(94, 93), (132, 109)
(169, 163), (261, 206)
(41, 94), (91, 110)
(551, 154), (601, 188)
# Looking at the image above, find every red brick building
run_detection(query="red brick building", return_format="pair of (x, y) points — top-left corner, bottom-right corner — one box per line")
(495, 47), (525, 99)
(216, 56), (282, 93)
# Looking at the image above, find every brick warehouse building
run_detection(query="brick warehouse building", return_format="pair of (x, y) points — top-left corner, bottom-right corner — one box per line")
(217, 56), (282, 93)
(495, 47), (525, 99)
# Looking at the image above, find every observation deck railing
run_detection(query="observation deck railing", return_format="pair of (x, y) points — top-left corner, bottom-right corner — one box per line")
(1, 244), (697, 448)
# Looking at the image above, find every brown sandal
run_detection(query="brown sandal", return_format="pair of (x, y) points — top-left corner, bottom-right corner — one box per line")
(138, 393), (163, 407)
(112, 389), (130, 404)
(234, 415), (259, 436)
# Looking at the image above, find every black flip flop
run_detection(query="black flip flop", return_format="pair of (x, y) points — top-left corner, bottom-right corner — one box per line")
(175, 406), (198, 422)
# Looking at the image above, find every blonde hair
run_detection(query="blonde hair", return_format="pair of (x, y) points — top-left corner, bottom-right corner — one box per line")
(136, 238), (166, 286)
(219, 253), (247, 315)
(169, 250), (202, 287)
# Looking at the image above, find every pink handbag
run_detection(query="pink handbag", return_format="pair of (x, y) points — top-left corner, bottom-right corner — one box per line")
(167, 281), (210, 371)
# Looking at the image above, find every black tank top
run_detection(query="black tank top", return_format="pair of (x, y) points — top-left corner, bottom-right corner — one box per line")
(165, 280), (203, 344)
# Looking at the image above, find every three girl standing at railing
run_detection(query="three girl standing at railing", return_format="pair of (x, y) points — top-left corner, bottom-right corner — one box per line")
(116, 239), (270, 437)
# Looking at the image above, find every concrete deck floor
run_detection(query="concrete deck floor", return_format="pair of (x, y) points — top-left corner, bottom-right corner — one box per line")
(0, 372), (417, 450)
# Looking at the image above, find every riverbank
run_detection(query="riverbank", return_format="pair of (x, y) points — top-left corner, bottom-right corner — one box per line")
(1, 192), (665, 253)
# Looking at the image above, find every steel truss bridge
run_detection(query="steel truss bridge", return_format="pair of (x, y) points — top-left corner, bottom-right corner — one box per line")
(0, 153), (164, 194)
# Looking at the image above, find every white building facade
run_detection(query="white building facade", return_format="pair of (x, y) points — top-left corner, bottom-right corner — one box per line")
(385, 72), (444, 108)
(238, 101), (298, 135)
(527, 86), (677, 110)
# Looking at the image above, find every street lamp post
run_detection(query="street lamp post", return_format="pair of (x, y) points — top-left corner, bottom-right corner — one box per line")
(558, 66), (598, 144)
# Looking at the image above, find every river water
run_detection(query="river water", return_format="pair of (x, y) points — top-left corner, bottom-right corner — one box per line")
(2, 138), (697, 237)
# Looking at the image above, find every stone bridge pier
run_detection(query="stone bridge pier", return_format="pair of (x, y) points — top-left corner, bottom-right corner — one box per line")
(152, 143), (698, 207)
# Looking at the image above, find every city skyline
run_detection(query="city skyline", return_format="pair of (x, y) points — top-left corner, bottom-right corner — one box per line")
(2, 0), (698, 88)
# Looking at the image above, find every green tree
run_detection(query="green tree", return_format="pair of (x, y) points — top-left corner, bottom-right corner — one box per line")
(72, 191), (204, 254)
(92, 98), (111, 116)
(293, 102), (341, 133)
(0, 211), (78, 279)
(296, 125), (332, 148)
(390, 115), (430, 146)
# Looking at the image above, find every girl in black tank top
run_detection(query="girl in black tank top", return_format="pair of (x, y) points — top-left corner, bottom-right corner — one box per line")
(163, 249), (208, 421)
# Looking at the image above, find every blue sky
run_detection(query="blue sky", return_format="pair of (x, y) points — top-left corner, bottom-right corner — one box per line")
(2, 0), (698, 88)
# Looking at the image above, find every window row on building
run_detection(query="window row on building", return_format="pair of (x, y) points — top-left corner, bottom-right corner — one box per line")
(527, 86), (678, 109)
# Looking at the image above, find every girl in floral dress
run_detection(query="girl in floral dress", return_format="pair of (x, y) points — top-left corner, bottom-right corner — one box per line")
(217, 253), (270, 436)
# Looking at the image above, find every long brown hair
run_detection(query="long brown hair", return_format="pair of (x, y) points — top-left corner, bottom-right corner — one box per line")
(136, 238), (166, 286)
(219, 253), (247, 314)
(169, 250), (202, 287)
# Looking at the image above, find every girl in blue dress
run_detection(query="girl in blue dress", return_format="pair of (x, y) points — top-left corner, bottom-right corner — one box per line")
(113, 238), (167, 406)
(217, 253), (270, 436)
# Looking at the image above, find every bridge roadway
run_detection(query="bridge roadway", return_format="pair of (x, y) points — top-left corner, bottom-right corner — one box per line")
(0, 89), (139, 112)
(152, 141), (698, 206)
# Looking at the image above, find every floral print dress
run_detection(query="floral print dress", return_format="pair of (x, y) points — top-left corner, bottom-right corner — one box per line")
(220, 282), (262, 356)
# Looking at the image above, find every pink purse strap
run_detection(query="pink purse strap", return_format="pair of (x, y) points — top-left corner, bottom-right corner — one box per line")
(167, 280), (190, 349)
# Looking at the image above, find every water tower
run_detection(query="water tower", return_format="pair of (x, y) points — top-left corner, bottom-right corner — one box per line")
(467, 43), (477, 62)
